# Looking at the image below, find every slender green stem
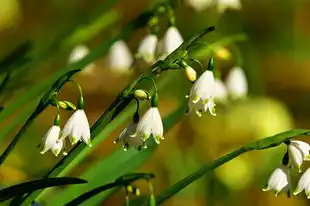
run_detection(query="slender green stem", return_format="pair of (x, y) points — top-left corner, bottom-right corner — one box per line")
(154, 129), (310, 205)
(68, 80), (84, 109)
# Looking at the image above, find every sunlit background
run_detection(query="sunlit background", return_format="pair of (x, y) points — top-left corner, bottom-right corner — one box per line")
(0, 0), (310, 205)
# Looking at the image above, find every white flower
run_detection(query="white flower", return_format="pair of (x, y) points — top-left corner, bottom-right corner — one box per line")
(134, 107), (164, 144)
(214, 79), (228, 103)
(293, 168), (310, 198)
(40, 125), (61, 155)
(163, 26), (183, 56)
(225, 66), (247, 100)
(61, 109), (91, 146)
(187, 70), (216, 116)
(263, 165), (290, 196)
(186, 0), (213, 11)
(114, 123), (145, 151)
(217, 0), (241, 13)
(136, 34), (158, 64)
(108, 40), (133, 73)
(288, 140), (310, 172)
(51, 139), (63, 157)
(68, 44), (95, 74)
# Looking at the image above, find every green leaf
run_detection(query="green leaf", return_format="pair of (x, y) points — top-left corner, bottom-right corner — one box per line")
(155, 129), (310, 205)
(0, 177), (87, 202)
(64, 173), (155, 206)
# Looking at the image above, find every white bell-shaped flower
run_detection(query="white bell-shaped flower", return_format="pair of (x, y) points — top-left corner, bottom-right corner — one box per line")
(61, 109), (91, 146)
(187, 70), (216, 116)
(40, 125), (61, 155)
(185, 0), (213, 11)
(108, 40), (133, 73)
(114, 123), (145, 151)
(163, 26), (183, 56)
(263, 165), (290, 196)
(68, 44), (95, 74)
(51, 139), (63, 157)
(214, 79), (228, 103)
(288, 140), (310, 172)
(136, 34), (158, 64)
(217, 0), (241, 13)
(134, 107), (164, 144)
(225, 66), (247, 100)
(293, 168), (310, 198)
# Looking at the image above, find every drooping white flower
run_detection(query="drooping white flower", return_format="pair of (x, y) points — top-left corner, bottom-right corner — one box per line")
(61, 109), (91, 147)
(288, 141), (310, 172)
(133, 107), (164, 144)
(185, 0), (213, 11)
(187, 70), (216, 116)
(163, 26), (183, 56)
(293, 168), (310, 198)
(136, 34), (158, 64)
(214, 79), (228, 103)
(225, 66), (247, 100)
(114, 123), (145, 151)
(68, 44), (95, 74)
(217, 0), (241, 13)
(108, 40), (133, 73)
(40, 125), (61, 155)
(263, 165), (290, 196)
(51, 139), (63, 157)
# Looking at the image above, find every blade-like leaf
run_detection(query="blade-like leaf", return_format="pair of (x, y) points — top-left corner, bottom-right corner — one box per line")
(64, 173), (155, 206)
(0, 177), (87, 202)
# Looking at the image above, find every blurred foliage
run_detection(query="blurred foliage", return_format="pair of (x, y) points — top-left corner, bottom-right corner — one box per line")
(0, 0), (310, 206)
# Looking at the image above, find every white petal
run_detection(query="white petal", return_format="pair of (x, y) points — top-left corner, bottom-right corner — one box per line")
(163, 26), (183, 55)
(264, 166), (289, 194)
(214, 79), (228, 102)
(137, 34), (158, 63)
(136, 108), (154, 140)
(292, 140), (310, 160)
(69, 45), (89, 63)
(108, 40), (133, 73)
(225, 67), (247, 100)
(217, 0), (241, 13)
(185, 0), (213, 11)
(41, 126), (60, 154)
(150, 108), (164, 143)
(294, 168), (310, 195)
(288, 143), (304, 172)
(51, 140), (63, 157)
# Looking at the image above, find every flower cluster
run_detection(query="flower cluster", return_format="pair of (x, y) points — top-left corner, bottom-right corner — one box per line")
(108, 26), (183, 74)
(263, 140), (310, 197)
(114, 92), (164, 151)
(40, 84), (91, 157)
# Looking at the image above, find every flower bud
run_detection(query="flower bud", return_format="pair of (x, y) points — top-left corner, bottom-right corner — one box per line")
(185, 66), (197, 82)
(215, 47), (232, 60)
(134, 89), (150, 100)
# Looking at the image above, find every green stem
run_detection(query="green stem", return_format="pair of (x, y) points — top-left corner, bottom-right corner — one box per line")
(0, 70), (79, 167)
(154, 129), (310, 205)
(69, 80), (84, 110)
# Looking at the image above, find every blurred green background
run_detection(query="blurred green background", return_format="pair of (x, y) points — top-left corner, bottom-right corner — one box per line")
(1, 0), (310, 205)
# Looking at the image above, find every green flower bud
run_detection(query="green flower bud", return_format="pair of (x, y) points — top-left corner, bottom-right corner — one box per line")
(134, 89), (150, 100)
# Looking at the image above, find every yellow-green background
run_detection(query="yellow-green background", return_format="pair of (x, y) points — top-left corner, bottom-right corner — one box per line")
(0, 0), (310, 205)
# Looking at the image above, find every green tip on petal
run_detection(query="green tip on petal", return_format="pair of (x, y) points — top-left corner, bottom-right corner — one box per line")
(143, 133), (150, 141)
(63, 151), (68, 156)
(71, 137), (78, 145)
(262, 185), (270, 192)
(275, 190), (280, 196)
(154, 135), (161, 144)
(53, 149), (60, 157)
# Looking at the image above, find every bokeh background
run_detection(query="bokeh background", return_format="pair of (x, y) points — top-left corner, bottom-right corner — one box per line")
(0, 0), (310, 205)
